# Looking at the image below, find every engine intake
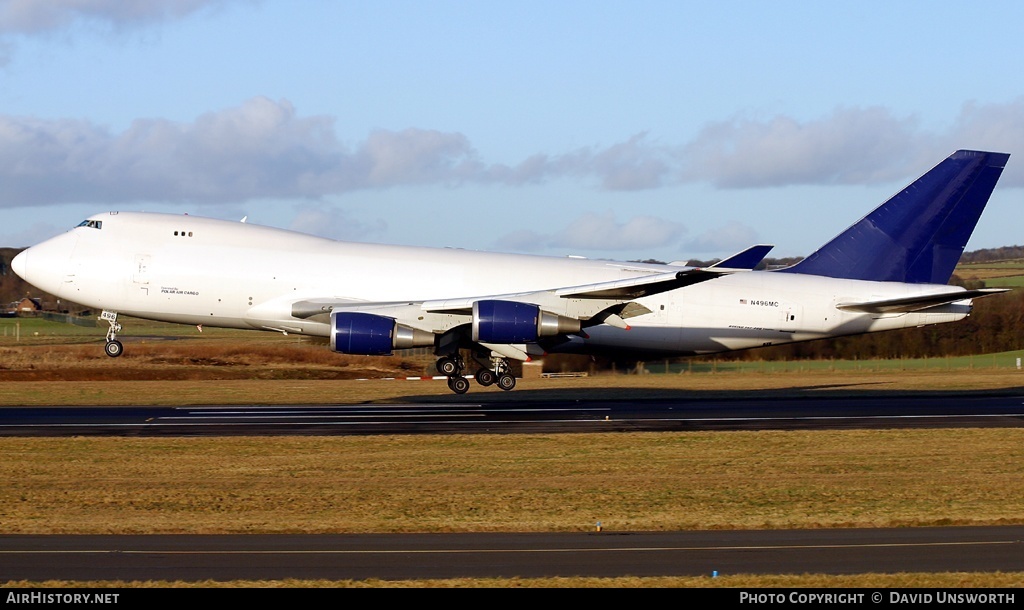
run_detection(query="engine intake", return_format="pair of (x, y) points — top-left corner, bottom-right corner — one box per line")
(472, 300), (581, 343)
(331, 311), (434, 355)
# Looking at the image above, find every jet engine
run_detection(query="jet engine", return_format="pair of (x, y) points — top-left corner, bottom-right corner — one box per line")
(331, 311), (435, 355)
(471, 300), (581, 343)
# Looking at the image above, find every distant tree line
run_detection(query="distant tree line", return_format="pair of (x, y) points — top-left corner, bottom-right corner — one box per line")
(665, 245), (1024, 270)
(747, 288), (1023, 361)
(958, 245), (1024, 263)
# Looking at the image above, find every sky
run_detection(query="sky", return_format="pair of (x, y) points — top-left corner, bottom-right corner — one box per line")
(1, 0), (1022, 263)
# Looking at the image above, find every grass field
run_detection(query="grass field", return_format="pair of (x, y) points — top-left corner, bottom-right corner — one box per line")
(955, 257), (1024, 277)
(982, 275), (1024, 288)
(2, 317), (1023, 588)
(5, 428), (1023, 534)
(953, 258), (1024, 288)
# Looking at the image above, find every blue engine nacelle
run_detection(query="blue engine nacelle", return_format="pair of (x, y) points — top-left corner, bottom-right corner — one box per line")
(472, 300), (581, 344)
(331, 311), (435, 355)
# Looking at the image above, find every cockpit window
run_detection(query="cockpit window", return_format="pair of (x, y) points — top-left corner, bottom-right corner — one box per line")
(76, 220), (102, 230)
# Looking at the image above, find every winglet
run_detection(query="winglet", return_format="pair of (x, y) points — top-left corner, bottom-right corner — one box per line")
(709, 244), (774, 270)
(779, 150), (1009, 284)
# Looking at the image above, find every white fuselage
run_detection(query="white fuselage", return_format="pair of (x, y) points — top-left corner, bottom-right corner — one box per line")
(15, 212), (973, 357)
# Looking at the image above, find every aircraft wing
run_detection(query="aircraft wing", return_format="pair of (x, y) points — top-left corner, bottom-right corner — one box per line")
(368, 268), (730, 324)
(283, 244), (777, 359)
(836, 288), (1009, 314)
(289, 253), (757, 334)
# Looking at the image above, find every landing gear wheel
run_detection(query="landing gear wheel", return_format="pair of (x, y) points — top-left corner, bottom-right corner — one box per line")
(475, 369), (496, 386)
(437, 356), (459, 376)
(447, 376), (470, 394)
(104, 340), (124, 358)
(496, 373), (516, 391)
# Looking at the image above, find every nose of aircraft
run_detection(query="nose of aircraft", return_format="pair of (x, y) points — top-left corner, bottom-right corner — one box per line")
(10, 232), (78, 295)
(11, 248), (28, 280)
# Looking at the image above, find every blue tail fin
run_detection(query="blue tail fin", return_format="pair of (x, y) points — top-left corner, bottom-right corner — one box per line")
(779, 150), (1009, 284)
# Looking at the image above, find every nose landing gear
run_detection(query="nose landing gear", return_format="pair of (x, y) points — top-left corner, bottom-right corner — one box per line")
(100, 310), (123, 358)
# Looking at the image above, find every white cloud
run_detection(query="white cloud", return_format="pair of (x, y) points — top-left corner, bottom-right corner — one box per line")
(944, 98), (1024, 187)
(288, 203), (387, 242)
(480, 133), (672, 191)
(494, 211), (686, 253)
(0, 0), (238, 34)
(558, 133), (672, 191)
(0, 98), (676, 208)
(556, 211), (685, 250)
(677, 100), (1024, 188)
(359, 129), (483, 187)
(0, 97), (343, 205)
(683, 221), (761, 254)
(0, 0), (248, 65)
(678, 107), (925, 188)
(1, 97), (1021, 210)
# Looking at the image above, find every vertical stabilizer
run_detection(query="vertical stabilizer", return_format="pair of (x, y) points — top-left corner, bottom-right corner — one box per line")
(779, 150), (1009, 283)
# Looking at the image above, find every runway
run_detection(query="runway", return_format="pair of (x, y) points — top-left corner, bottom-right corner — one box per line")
(0, 391), (1022, 436)
(1, 527), (1022, 582)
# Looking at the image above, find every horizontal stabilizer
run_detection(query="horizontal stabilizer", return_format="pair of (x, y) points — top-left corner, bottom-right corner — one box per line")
(836, 288), (1009, 314)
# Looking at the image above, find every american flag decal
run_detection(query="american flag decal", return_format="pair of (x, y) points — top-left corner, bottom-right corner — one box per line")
(739, 299), (747, 304)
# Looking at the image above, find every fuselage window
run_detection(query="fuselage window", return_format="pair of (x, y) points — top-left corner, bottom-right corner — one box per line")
(76, 220), (102, 230)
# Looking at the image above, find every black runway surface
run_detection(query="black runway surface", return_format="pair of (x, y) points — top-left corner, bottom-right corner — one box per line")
(0, 392), (1022, 436)
(1, 527), (1022, 582)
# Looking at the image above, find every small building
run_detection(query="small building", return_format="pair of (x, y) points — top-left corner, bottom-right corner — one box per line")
(15, 297), (42, 313)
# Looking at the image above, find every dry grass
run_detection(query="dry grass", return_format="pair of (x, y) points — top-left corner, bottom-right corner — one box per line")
(0, 336), (435, 382)
(2, 429), (1022, 534)
(8, 573), (1024, 588)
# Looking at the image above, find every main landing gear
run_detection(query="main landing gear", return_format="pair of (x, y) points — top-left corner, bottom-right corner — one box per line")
(478, 356), (516, 391)
(436, 353), (472, 394)
(100, 310), (123, 358)
(435, 352), (516, 394)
